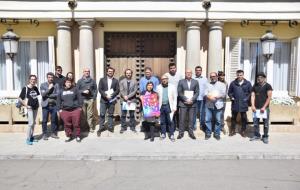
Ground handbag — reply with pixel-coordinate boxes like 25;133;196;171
16;86;28;108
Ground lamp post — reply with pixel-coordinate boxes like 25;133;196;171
1;28;19;61
260;30;277;60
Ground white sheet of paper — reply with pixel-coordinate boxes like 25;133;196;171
105;89;114;96
122;102;136;111
184;90;194;100
253;109;267;119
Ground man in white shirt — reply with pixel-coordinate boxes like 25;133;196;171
166;63;183;131
204;72;226;140
193;66;207;131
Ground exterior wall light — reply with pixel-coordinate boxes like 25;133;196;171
260;30;277;60
1;28;20;61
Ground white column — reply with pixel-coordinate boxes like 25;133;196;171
56;21;72;74
78;20;95;78
266;59;274;87
185;20;202;71
208;21;224;74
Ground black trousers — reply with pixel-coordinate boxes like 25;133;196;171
231;111;248;131
179;107;196;135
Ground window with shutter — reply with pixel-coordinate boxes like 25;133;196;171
225;37;242;84
289;37;300;97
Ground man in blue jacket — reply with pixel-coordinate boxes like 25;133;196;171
228;70;252;137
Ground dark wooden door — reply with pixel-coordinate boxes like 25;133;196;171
104;32;176;119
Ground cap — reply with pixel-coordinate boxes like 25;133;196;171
256;72;266;78
161;73;169;79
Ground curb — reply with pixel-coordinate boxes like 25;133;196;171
1;153;300;161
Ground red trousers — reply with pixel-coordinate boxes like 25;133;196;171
60;108;81;137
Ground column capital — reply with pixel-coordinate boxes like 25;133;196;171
208;20;225;31
185;19;203;30
56;20;72;30
77;19;95;30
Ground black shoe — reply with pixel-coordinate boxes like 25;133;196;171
51;133;59;139
188;133;196;140
150;137;154;142
229;131;236;136
240;130;246;137
130;128;137;133
97;130;102;137
250;136;261;141
205;135;211;140
144;135;150;140
262;137;269;144
65;136;73;142
120;128;126;134
76;137;81;143
108;127;114;133
177;134;184;139
214;135;221;141
43;135;48;141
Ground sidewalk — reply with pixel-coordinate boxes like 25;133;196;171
0;130;300;160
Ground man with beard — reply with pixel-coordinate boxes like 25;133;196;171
204;72;226;140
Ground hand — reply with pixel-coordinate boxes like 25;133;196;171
59;109;62;113
83;90;89;94
172;109;177;112
260;107;265;113
231;97;235;101
124;96;128;101
106;95;111;100
251;106;256;112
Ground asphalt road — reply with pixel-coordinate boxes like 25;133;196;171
1;160;299;190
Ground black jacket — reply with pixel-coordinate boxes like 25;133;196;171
98;77;120;104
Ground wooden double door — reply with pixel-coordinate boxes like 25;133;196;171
104;32;177;119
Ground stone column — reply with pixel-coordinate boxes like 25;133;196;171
185;20;202;71
208;21;224;74
78;20;95;78
56;20;72;74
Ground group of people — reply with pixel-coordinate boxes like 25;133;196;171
19;63;273;145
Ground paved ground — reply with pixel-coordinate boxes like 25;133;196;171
1;131;300;160
0;160;300;190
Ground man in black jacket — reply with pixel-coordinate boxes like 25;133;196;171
77;68;97;133
97;67;120;136
177;69;199;140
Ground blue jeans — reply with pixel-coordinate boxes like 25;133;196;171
42;105;58;135
193;100;206;129
205;107;222;136
253;109;270;138
160;104;174;136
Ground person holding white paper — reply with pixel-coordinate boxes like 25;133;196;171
250;72;273;144
97;67;120;136
204;72;226;141
119;69;138;133
177;69;199;140
157;73;177;141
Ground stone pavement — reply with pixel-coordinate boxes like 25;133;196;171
0;127;300;160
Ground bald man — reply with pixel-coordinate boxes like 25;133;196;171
177;69;199;140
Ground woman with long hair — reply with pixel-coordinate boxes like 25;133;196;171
140;81;160;142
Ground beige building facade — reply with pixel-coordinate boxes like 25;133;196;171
0;0;300;98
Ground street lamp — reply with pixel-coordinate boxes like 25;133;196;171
260;30;277;60
1;28;19;61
